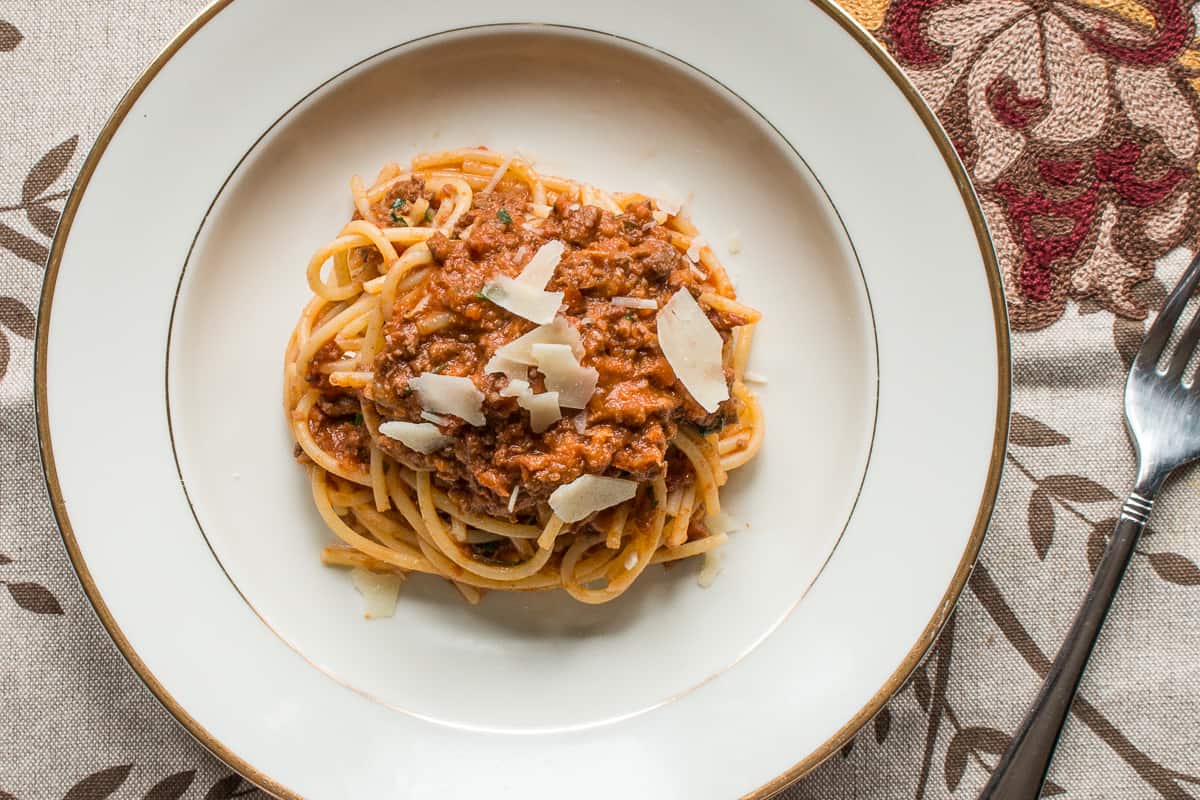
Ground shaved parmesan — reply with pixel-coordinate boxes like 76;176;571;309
530;343;599;408
490;316;584;366
572;412;587;434
500;378;531;398
350;568;403;619
528;202;552;218
378;421;453;454
485;354;529;381
515;240;565;288
481;156;513;194
420;410;451;426
651;209;669;225
612;296;657;310
686;236;707;263
507;485;520;513
517;390;562;433
408;373;486;426
549;475;639;522
656;290;729;413
480;276;563;325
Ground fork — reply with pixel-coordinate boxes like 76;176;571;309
980;253;1200;799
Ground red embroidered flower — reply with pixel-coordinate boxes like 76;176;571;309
885;0;1198;329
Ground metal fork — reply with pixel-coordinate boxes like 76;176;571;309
980;253;1200;799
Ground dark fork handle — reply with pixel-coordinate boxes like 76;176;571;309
979;492;1153;799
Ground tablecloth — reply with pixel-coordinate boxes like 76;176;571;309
2;1;1199;797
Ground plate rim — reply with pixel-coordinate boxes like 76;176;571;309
34;1;1011;797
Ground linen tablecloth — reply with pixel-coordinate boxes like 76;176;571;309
3;1;1199;797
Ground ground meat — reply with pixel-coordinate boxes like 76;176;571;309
314;183;745;519
308;408;370;468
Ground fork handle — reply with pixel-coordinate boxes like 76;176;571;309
978;491;1154;799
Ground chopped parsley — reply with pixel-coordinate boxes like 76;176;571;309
353;412;364;426
474;290;489;300
625;312;635;321
497;208;513;226
425;208;434;222
390;197;409;225
432;362;447;373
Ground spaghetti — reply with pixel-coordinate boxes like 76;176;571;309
284;148;764;606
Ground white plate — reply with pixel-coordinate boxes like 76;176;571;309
37;2;1008;798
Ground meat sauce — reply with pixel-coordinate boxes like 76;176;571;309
307;179;747;519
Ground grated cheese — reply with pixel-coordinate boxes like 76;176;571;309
656;290;729;413
530;343;599;408
378;420;454;454
612;296;658;310
549;474;639;522
407;373;486;426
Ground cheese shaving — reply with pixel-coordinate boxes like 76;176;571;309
530;343;599;408
378;421;453;454
686;236;707;263
499;378;531;398
611;296;658;310
480;276;563;325
481;156;513;194
420;410;451;426
656;290;729;413
515;240;565;289
490;316;584;366
407;373;486;426
572;412;587;434
507;485;520;513
350;568;403;619
548;475;639;522
517;390;562;433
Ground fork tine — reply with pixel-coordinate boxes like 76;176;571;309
1167;308;1200;380
1135;251;1200;370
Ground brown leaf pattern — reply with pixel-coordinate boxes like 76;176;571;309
1009;413;1070;447
62;765;131;800
1146;551;1200;586
0;20;21;51
203;775;245;800
0;296;35;339
1028;488;1055;559
142;770;195;800
22;136;78;204
6;582;64;615
1039;474;1117;503
0;222;48;267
